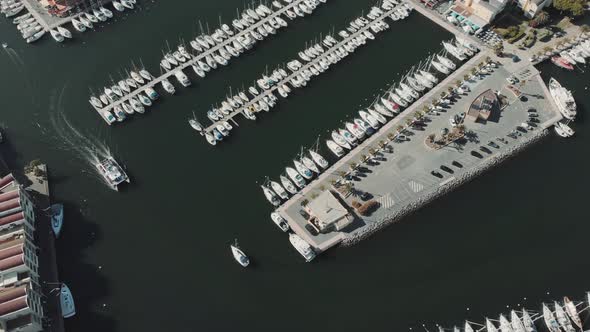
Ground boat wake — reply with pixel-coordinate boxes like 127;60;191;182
1;43;25;67
47;85;118;188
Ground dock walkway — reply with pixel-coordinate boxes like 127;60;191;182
203;4;406;136
91;0;311;124
19;0;96;31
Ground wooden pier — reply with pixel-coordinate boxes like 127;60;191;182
202;3;408;138
90;0;315;125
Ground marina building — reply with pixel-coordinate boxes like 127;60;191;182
305;191;354;233
515;0;552;18
0;175;43;332
447;0;507;31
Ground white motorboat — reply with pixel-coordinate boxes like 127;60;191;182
89;96;102;108
331;130;351;150
280;175;298;195
205;132;217;146
270;212;290;232
50;203;64;237
563;297;582;329
286;167;306;188
499;314;514;332
189;112;203;132
555;122;574;138
230;240;250;267
60;283;76;318
57;26;72;39
161;79;176;94
542;304;561;332
302;156;320;174
130;97;144;114
549;78;576;120
420;70;439;83
288;233;316;262
100;6;113;18
326;139;344;157
465;322;474;332
121;102;134;115
130;71;144;84
510;311;526;332
112;0;125;11
261;185;281;206
26;31;45;43
309;150;329;169
71;18;86;32
437;55;456;70
270;180;289;200
368;109;388;124
431;60;451;74
139;69;152;81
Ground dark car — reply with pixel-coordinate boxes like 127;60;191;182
527;107;537;113
440;165;454;174
360;192;373;201
452;160;463;168
479;146;492;154
431;170;443;178
299;209;310;220
471;151;483;158
488;141;500;149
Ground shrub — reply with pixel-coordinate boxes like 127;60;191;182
357;200;380;216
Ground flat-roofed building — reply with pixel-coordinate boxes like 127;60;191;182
0;175;43;332
448;0;507;31
516;0;552;18
305;191;354;233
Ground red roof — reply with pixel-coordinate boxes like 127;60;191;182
0;198;20;214
0;254;24;271
0;296;28;317
0;245;23;261
0;212;24;227
0;191;19;204
0;175;14;190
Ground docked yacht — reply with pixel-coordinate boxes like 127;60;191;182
294;160;313;180
563;297;582;329
326;139;344;157
301;155;320;174
60;283;76;318
174;70;191;87
499;314;513;332
188;116;203;132
487;319;499;332
50;29;64;42
309;150;329;169
554;301;575;332
286;167;306;188
270;181;289;200
555;122;574;138
542;304;561;332
95;157;130;191
280;175;298;195
50;203;64;237
270;212;290;232
230;240;250;267
331;130;351;150
261;185;281;206
549;78;576;120
288;233;316;262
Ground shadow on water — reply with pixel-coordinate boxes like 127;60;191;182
55;198;117;332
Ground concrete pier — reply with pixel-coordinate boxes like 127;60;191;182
18;0;114;31
203;3;409;137
90;0;315;124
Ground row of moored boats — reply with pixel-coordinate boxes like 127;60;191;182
89;69;157;124
548;78;576;138
550;38;590;70
444;294;589;332
199;0;412;146
325;38;478;158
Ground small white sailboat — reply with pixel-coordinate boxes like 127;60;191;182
270;181;289;200
309;150;329;169
563;297;582;330
280;175;298;195
50;29;64;42
230;240;250;267
57;26;72;39
261;185;281;206
286;167;306;188
521;309;537;332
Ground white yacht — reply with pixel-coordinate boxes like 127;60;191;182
50;29;64;42
270;181;289;200
464;322;474;332
499;314;513;332
230;240;250;267
302;155;320;174
280;175;298;195
189;116;203;132
487;319;499;332
309;150;329;169
60;283;76;318
549;78;576;120
96;157;130;191
286;167;306;188
555;122;574;138
437;55;456;70
261;185;280;206
542;304;561;332
270;212;290;232
288;233;316;262
57;26;72;39
326;139;344;157
563;297;582;329
294;160;313;180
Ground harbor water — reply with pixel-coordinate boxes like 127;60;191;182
0;1;589;331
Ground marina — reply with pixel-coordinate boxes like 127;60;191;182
200;0;412;144
2;0;138;44
88;0;328;125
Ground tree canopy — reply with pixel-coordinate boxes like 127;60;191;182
553;0;586;16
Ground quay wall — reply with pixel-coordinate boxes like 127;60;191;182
341;128;550;246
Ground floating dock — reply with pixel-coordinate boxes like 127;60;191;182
90;0;320;125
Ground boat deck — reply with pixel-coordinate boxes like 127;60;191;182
89;0;312;125
202;3;407;140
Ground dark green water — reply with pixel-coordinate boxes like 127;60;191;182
0;1;589;331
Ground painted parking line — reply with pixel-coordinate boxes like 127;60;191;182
408;180;424;193
377;193;396;209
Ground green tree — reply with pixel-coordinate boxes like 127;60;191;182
553;0;585;16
